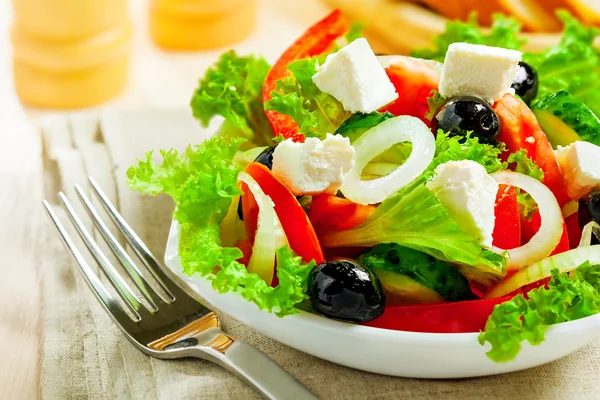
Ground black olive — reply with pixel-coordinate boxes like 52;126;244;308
511;61;538;105
308;259;385;323
237;145;278;220
431;96;501;145
254;145;277;170
579;191;600;245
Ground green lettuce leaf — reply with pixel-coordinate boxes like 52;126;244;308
507;149;544;219
525;12;600;117
127;136;315;317
127;136;245;224
429;131;507;176
320;132;508;285
190;51;274;147
344;22;365;44
507;149;544;181
479;262;600;362
264;57;349;138
425;90;446;121
411;14;525;62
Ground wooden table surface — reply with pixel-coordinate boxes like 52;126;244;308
0;1;397;398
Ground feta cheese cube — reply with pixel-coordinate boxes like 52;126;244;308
272;134;355;196
426;160;498;248
438;43;522;104
312;38;398;113
556;141;600;200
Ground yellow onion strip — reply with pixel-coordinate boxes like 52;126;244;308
486;245;600;298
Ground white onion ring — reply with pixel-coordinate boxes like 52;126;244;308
340;116;436;205
238;172;287;284
491;171;563;271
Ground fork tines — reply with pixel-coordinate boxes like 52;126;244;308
44;177;175;322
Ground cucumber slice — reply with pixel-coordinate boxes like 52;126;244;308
532;91;600;148
357;243;475;302
335;112;411;166
374;269;444;305
335;111;394;143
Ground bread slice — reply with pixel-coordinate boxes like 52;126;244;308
536;0;578;15
417;0;470;21
323;0;561;55
567;0;600;24
498;0;561;31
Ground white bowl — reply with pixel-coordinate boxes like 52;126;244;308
164;221;600;379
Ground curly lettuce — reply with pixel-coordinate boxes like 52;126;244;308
480;262;600;362
507;149;545;219
190;51;274;147
264;57;349;138
127;136;314;316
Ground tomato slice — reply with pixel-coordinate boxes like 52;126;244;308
363;296;514;333
309;195;376;233
244;163;325;264
492;185;521;250
565;212;583;249
493;93;571;207
262;10;350;142
380;58;439;126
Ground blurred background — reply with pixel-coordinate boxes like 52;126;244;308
3;0;599;115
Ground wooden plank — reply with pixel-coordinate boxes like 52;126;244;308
0;64;44;400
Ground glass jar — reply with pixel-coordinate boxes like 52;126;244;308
11;0;131;108
149;0;256;50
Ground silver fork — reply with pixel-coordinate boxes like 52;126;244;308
44;177;317;400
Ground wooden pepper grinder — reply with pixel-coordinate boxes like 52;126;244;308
149;0;257;50
11;0;131;108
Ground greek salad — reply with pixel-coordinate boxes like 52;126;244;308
127;10;600;362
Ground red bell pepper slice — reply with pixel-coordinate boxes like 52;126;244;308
240;181;259;242
380;58;440;126
363;296;514;333
234;239;253;267
309;195;376;234
244;162;325;264
552;223;571;256
262;10;350;142
493;93;571;208
521;210;570;256
492;185;521;250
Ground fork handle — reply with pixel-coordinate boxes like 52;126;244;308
189;338;317;400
